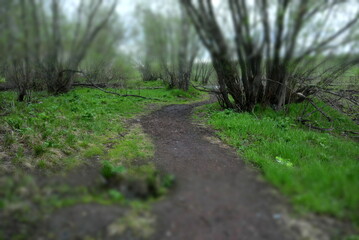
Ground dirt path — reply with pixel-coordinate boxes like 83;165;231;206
29;100;341;240
142;102;299;240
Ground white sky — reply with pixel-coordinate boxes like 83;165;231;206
63;0;359;57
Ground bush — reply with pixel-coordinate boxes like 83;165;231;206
101;161;173;199
101;161;126;180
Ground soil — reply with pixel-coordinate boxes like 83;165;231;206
142;101;297;240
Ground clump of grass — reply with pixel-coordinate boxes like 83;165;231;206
202;102;359;225
108;189;125;202
4;132;15;147
37;159;47;169
141;80;164;88
83;146;105;158
101;161;174;199
33;144;47;157
169;88;199;98
162;174;175;189
107;125;154;164
108;210;156;239
101;160;126;180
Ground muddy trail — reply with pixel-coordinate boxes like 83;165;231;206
142;101;301;240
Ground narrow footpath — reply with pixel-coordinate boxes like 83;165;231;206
142;102;301;240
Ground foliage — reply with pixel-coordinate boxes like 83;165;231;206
101;161;126;180
101;161;174;199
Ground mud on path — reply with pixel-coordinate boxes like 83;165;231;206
142;101;303;240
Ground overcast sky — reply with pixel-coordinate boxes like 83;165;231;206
64;0;359;57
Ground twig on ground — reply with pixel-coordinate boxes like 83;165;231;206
90;83;161;101
79;70;162;101
192;84;220;94
298;119;334;132
307;98;333;122
0;111;10;117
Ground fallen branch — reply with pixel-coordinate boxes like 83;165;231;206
80;72;161;101
298;118;334;132
192;84;220;94
92;85;161;101
303;96;333;122
0;111;10;117
296;92;333;122
343;130;359;135
317;87;358;106
0;84;14;91
139;87;165;90
73;82;108;88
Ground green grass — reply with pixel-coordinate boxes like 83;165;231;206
0;87;206;171
138;80;164;88
106;125;154;164
83;145;105;158
253;100;359;135
199;102;359;225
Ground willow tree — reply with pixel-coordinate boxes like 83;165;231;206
180;0;359;110
44;0;120;94
140;4;200;91
0;0;122;99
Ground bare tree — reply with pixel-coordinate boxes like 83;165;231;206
45;0;119;94
192;61;214;85
80;61;129;88
140;5;200;91
0;0;122;99
181;0;359;111
137;62;163;82
3;62;35;102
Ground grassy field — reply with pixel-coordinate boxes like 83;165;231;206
196;101;359;226
0;84;205;239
